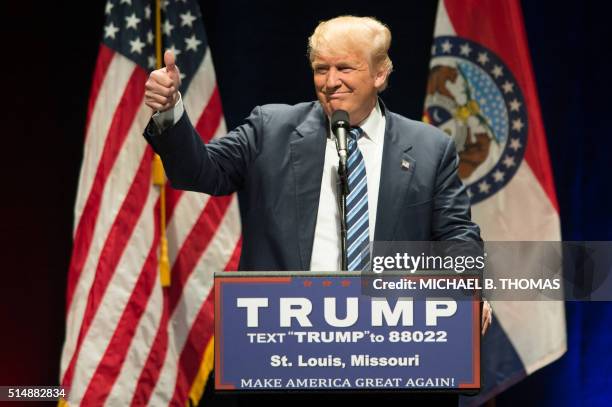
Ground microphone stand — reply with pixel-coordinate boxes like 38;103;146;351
331;110;351;271
338;158;349;270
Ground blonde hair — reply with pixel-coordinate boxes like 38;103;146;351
308;16;393;90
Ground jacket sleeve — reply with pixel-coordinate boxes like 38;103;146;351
431;136;482;242
143;106;264;196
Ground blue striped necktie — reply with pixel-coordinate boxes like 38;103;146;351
346;127;370;271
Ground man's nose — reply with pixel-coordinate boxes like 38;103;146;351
325;68;342;89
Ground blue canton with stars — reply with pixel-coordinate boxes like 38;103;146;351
427;36;528;204
102;0;208;94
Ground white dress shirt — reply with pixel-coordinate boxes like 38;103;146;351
310;102;386;271
151;93;184;129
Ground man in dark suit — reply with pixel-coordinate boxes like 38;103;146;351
143;15;481;271
144;15;490;405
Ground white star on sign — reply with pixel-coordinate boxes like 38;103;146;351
503;155;516;168
148;55;156;69
120;0;131;5
105;1;114;15
125;13;141;30
512;118;524;131
509;138;522;150
130;37;145;54
460;43;472;56
185;34;202;51
478;52;489;65
145;5;151;19
491;65;503;78
104;22;119;39
510;99;521;111
180;11;197;27
146;30;154;44
161;0;169;11
478;181;491;193
441;40;452;53
163;19;174;36
502;81;514;93
493;169;505;182
431;44;436;55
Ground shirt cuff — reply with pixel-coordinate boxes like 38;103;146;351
151;92;184;131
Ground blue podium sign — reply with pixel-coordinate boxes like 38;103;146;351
214;272;480;391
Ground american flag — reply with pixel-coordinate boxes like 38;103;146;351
60;0;241;405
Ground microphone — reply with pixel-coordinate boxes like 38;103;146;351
331;110;350;169
331;110;351;269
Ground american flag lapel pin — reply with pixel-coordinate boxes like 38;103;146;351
401;159;411;170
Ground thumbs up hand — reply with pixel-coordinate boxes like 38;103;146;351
144;50;182;112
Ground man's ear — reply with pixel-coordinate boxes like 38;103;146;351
374;67;389;89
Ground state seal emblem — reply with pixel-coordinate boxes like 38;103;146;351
424;36;528;204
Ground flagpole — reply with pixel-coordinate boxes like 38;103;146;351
152;0;171;287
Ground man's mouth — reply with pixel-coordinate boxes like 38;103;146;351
325;92;348;99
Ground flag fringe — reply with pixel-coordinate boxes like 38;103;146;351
188;336;215;406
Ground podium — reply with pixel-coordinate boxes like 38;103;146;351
214;272;480;393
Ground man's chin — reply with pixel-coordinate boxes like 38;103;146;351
320;100;349;116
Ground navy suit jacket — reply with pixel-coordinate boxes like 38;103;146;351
144;100;481;271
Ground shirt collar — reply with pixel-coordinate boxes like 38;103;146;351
326;100;384;145
355;100;383;145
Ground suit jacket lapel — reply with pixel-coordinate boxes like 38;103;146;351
289;103;327;269
375;108;415;241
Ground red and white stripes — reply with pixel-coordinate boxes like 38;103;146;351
61;44;241;406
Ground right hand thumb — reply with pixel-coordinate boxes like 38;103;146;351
164;50;176;72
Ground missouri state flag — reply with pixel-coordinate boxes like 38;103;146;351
423;0;567;405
